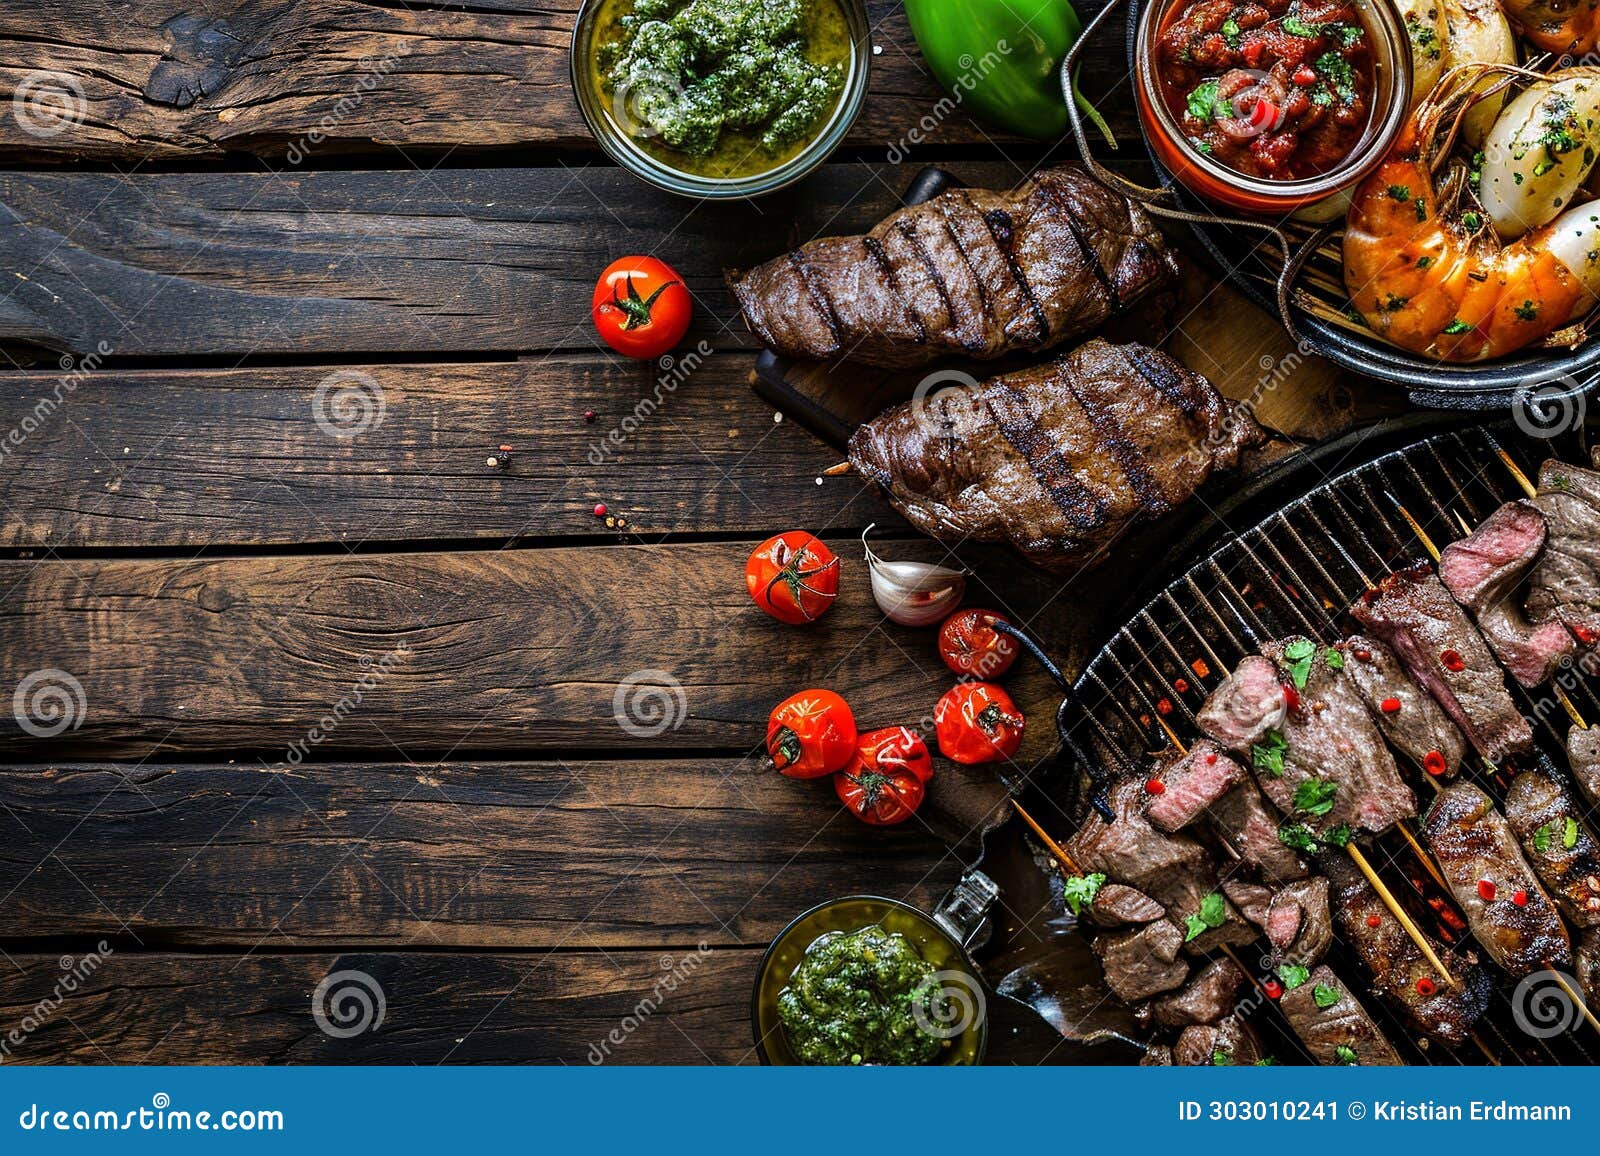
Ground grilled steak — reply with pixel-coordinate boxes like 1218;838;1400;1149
1146;740;1247;832
1439;500;1573;687
1141;1044;1174;1066
1341;635;1466;779
1209;784;1310;882
1278;965;1402;1065
1252;638;1416;836
1422;782;1572;976
1269;876;1333;964
1571;725;1600;805
1094;918;1191;1002
726;166;1179;368
1528;459;1600;647
846;340;1261;573
1580;928;1600;1011
1088;883;1166;927
1351;565;1534;762
1223;880;1274;931
1197;655;1287;750
1505;763;1600;928
1173;1014;1265;1065
1322;854;1490;1046
1142;958;1248;1027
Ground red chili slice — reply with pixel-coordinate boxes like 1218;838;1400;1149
1423;750;1447;776
1293;65;1317;86
1441;648;1465;672
1264;979;1283;1000
1512;890;1529;907
1282;683;1300;711
1477;879;1497;901
1366;914;1382;927
1380;697;1402;713
1145;778;1166;795
1205;752;1219;765
1248;98;1278;129
1416;977;1436;996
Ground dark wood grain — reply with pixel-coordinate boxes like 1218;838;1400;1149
0;758;966;947
0;539;1080;759
0;355;898;549
0;1;1125;162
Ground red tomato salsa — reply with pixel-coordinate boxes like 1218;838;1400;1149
1156;0;1376;181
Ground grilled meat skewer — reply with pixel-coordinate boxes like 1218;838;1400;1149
726;166;1179;368
1528;458;1600;647
1505;761;1600;928
1278;965;1403;1066
1341;635;1467;779
1571;726;1600;806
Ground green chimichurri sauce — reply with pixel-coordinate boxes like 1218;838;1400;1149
591;0;852;179
776;924;951;1066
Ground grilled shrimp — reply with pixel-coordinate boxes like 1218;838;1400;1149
1344;66;1600;361
1499;0;1600;57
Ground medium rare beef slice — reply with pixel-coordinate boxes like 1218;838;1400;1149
1173;1014;1264;1065
1209;784;1309;882
726;166;1179;368
1066;779;1214;925
1278;965;1402;1065
1197;655;1286;751
1352;565;1534;761
845;339;1261;573
1439;500;1572;687
1094;919;1190;1002
1529;459;1600;646
1423;782;1571;975
1088;883;1166;927
1222;880;1274;931
1269;876;1333;964
1572;725;1600;806
1342;635;1467;778
1145;739;1247;831
1505;764;1600;928
1141;958;1248;1027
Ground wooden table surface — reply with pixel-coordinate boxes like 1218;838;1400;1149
0;1;1391;1065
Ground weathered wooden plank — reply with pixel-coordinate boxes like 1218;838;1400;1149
0;758;969;947
0;1;1123;162
0;162;1032;358
0;539;1078;758
0;950;1070;1064
0;354;898;549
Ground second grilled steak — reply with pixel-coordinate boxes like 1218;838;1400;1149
1278;965;1402;1066
725;166;1179;368
846;340;1261;573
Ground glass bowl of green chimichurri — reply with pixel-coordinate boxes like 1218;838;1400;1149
752;895;989;1065
571;0;870;198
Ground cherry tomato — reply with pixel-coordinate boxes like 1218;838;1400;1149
934;682;1024;765
745;532;840;625
835;725;935;826
591;256;691;359
767;689;857;779
937;608;1018;678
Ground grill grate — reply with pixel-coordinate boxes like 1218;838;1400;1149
1061;422;1598;1066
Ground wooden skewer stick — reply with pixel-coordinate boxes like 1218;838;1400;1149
1389;496;1443;562
1156;716;1188;757
821;460;853;476
1496;445;1539;500
1557;686;1591;731
1395;820;1450;891
1553;970;1600;1037
1012;800;1083;876
1347;842;1457;987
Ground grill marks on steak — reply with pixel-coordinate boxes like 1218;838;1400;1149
1529;459;1600;646
1504;763;1600;928
1342;635;1467;778
1197;656;1287;751
1422;783;1572;976
726;166;1180;368
1351;565;1534;763
1145;740;1247;832
845;340;1261;573
1571;725;1600;806
1439;501;1574;688
1322;854;1490;1046
1088;883;1167;927
1278;965;1402;1065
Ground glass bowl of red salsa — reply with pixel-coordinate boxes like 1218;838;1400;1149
1135;0;1410;214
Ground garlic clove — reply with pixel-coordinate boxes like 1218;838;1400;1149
862;525;967;627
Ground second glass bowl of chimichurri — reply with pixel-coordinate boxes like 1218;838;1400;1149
570;0;870;197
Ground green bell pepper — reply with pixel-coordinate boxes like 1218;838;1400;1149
904;0;1112;144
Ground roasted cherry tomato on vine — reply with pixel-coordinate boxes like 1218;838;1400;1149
834;725;935;826
934;682;1025;765
591;256;692;359
767;689;857;779
745;532;840;625
937;608;1018;678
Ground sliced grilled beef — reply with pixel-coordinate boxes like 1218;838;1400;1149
1342;635;1467;778
1223;880;1275;931
846;340;1261;573
1580;928;1600;1010
1197;655;1287;750
1351;565;1534;762
1505;763;1600;928
1269;876;1333;964
1209;784;1310;882
1142;958;1248;1027
1174;1014;1265;1065
1146;740;1247;832
1088;883;1166;927
1322;853;1490;1046
1278;965;1402;1065
1422;782;1572;976
1094;918;1190;1002
1439;500;1573;687
1571;725;1600;805
1528;459;1600;647
726;166;1180;368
